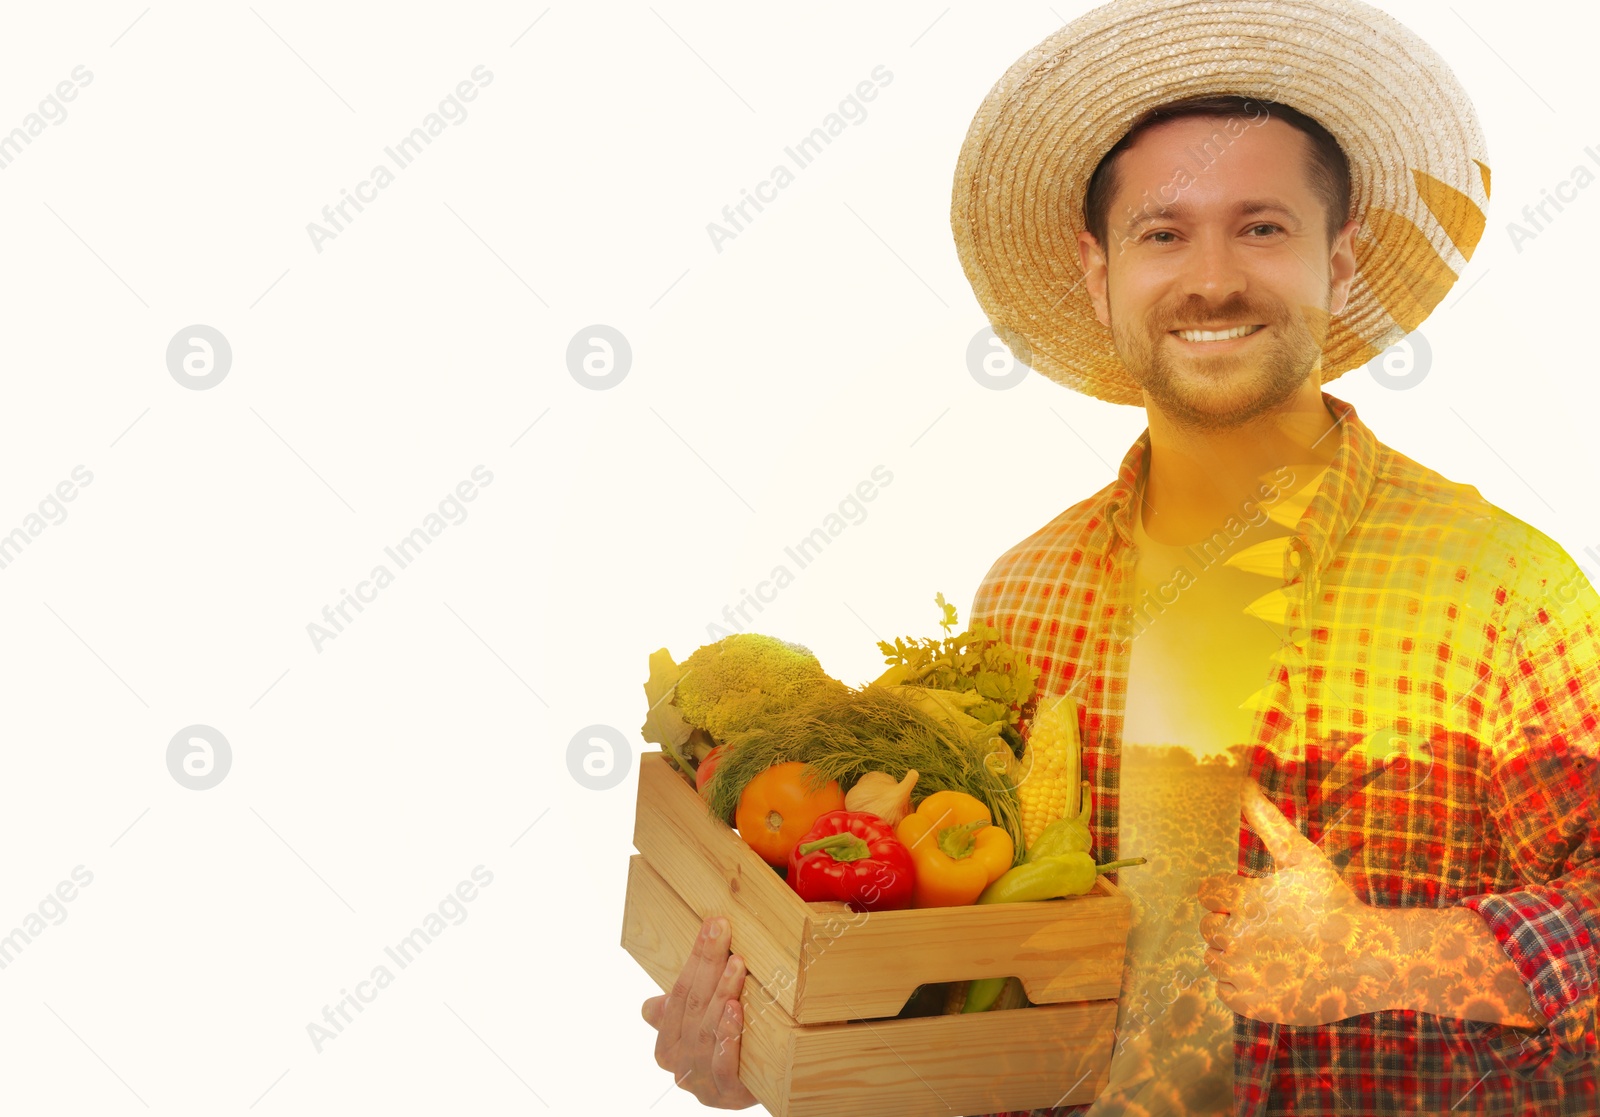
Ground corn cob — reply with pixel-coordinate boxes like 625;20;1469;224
1013;693;1081;853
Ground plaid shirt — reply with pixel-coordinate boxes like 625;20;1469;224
970;391;1600;1116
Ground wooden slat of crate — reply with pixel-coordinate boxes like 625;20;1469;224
631;751;849;1021
622;854;791;1108
783;1005;1117;1117
633;751;1130;1024
790;878;1130;1021
623;853;1116;1117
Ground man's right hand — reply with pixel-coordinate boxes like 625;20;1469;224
640;915;759;1109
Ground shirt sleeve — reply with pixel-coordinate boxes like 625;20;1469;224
1459;532;1600;1078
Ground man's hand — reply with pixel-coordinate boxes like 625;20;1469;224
640;915;759;1110
1196;779;1393;1026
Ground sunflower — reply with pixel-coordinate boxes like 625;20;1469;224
1167;988;1208;1038
1456;993;1512;1022
1162;1043;1214;1085
1434;924;1474;965
1398;956;1440;993
1260;957;1294;992
1303;985;1355;1023
1356;916;1401;960
1350;971;1388;1012
1317;911;1353;945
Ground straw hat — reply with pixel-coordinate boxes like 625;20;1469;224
950;0;1491;406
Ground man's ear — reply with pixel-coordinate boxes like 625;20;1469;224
1327;217;1361;316
1077;229;1111;328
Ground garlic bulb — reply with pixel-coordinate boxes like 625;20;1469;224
844;769;919;826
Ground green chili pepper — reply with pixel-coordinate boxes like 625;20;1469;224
962;976;1009;1013
960;796;1130;1016
976;851;1146;905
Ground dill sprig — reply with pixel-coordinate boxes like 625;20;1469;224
705;682;1024;863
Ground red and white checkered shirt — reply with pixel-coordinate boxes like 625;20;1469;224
971;391;1600;1116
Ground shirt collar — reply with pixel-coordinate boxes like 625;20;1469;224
1101;390;1380;581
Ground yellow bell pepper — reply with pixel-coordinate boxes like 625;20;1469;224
893;790;1014;907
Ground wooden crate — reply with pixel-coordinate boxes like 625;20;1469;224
622;752;1131;1116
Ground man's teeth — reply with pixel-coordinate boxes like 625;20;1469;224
1173;324;1264;342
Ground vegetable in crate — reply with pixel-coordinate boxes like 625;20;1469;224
1009;692;1084;852
977;851;1147;905
787;810;915;912
959;840;1144;1014
843;769;918;826
694;745;726;799
947;975;1029;1014
1028;781;1094;860
706;685;1025;857
640;633;849;784
872;592;1041;756
981;692;1095;861
735;761;846;868
894;790;1013;907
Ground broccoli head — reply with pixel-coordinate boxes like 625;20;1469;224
673;633;844;743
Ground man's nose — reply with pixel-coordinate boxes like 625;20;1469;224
1178;231;1248;304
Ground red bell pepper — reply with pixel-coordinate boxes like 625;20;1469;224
786;809;916;912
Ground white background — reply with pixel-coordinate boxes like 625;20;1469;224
0;1;1593;1113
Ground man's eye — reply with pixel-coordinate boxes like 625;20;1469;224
1140;225;1281;243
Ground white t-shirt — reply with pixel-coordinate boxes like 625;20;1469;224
1085;468;1326;1117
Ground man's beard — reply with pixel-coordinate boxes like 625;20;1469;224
1109;293;1329;431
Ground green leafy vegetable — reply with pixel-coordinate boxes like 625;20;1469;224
871;592;1041;757
641;648;697;776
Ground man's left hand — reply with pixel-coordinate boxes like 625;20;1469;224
1196;779;1393;1026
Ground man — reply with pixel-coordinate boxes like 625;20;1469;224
950;0;1600;1113
643;0;1600;1113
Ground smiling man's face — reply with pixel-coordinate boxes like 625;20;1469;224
1077;114;1360;429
